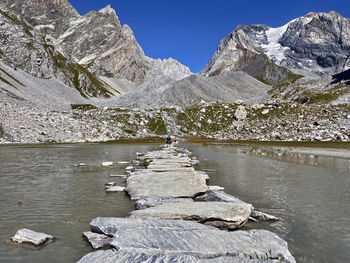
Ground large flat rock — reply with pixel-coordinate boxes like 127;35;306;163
81;217;295;263
203;190;279;222
128;201;252;230
125;170;208;200
77;249;276;263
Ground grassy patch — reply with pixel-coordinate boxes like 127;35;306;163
177;103;235;134
146;117;167;135
42;36;112;98
0;124;4;137
300;84;350;104
71;104;98;111
0;75;18;89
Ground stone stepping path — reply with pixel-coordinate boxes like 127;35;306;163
79;145;293;262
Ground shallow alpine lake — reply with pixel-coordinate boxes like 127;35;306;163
0;142;350;263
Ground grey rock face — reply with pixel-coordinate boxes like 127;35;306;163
202;11;350;80
9;229;54;246
1;1;191;97
234;105;247;120
128;201;252;230
201;29;298;86
95;72;271;109
0;7;112;98
83;217;295;263
83;231;113;249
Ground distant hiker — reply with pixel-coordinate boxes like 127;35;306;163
173;137;178;144
166;135;172;145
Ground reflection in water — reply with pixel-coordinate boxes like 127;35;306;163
248;147;350;173
183;142;350;263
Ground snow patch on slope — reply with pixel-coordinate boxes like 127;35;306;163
261;17;313;64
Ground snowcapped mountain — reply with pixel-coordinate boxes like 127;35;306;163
202;11;350;82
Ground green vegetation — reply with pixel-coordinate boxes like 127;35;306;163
0;67;25;87
146;117;167;135
0;124;4;137
0;75;17;89
302;84;350;104
42;36;112;98
287;71;303;84
71;104;98;111
0;10;33;37
284;83;350;104
176;103;235;134
256;77;269;85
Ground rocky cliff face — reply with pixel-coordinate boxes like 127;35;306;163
201;28;300;86
202;11;350;82
0;7;113;98
2;0;191;87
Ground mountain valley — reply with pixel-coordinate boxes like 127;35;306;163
1;0;350;143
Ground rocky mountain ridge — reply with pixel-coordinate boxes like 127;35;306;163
202;11;350;81
1;0;191;96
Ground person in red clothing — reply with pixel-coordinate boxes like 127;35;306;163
173;137;178;144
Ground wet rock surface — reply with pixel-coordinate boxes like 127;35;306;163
83;232;113;249
129;201;252;230
81;217;295;263
125;147;208;200
135;197;194;210
8;229;54;246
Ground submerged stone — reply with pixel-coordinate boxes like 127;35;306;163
9;229;54;246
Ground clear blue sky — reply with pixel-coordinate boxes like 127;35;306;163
69;0;350;73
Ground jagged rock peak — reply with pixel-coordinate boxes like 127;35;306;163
2;0;79;21
99;4;117;16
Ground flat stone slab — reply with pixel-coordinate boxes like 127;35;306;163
9;229;54;246
129;201;252;230
135;197;194;210
80;217;295;263
77;249;274;263
83;232;113;249
125;171;208;200
203;190;279;222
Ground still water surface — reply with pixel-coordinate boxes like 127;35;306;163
0;142;350;262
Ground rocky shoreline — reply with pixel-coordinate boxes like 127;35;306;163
1;99;350;144
78;145;295;262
